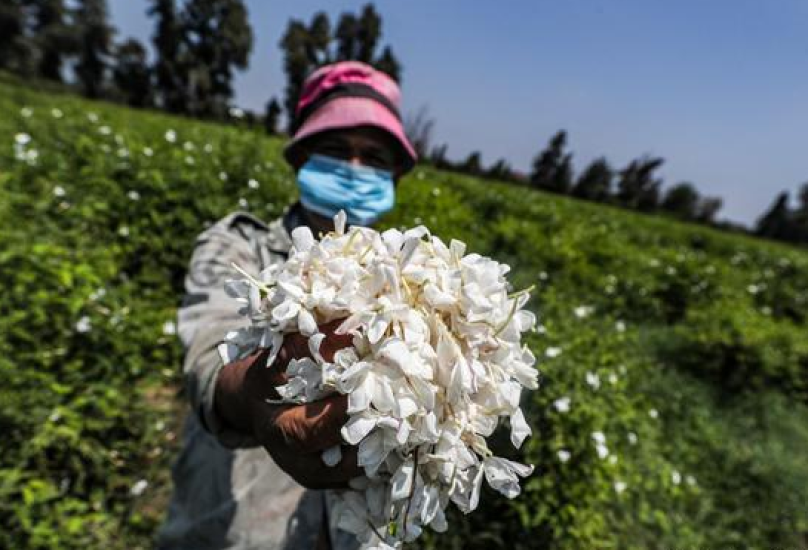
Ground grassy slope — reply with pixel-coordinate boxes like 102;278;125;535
1;75;807;549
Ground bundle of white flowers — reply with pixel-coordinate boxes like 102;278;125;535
221;211;540;549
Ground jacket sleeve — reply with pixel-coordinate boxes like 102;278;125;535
177;213;269;449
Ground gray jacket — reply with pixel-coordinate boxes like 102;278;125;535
156;206;362;550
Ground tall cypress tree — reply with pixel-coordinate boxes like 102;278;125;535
572;157;613;202
180;0;253;118
530;131;574;194
374;45;401;82
356;4;381;63
660;182;700;219
264;97;282;135
795;183;808;243
31;0;75;81
616;156;663;212
75;0;114;99
755;192;792;241
0;1;30;73
113;38;152;107
148;0;187;113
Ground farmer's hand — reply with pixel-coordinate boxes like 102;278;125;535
215;319;362;489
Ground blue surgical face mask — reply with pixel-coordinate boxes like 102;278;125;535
297;154;395;226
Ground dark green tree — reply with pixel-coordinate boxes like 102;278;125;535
0;1;31;73
616;156;663;211
694;196;723;225
460;151;482;175
30;0;75;81
374;45;401;82
148;0;188;113
182;0;253;118
75;0;115;99
429;144;449;168
486;158;514;181
334;13;358;60
113;38;152;107
661;182;700;219
795;183;808;242
530;131;574;194
572;157;612;202
755;192;792;241
280;19;310;130
306;12;331;66
356;4;381;63
264;97;282;135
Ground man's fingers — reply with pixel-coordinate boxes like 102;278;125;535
265;443;362;490
243;347;287;398
264;394;349;454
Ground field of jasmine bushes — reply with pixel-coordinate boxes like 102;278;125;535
2;73;808;549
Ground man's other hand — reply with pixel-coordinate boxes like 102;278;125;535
214;319;362;489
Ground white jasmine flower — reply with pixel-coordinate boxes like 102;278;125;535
671;470;681;485
165;129;177;143
574;305;593;318
127;190;140;201
614;480;627;494
557;449;571;463
607;372;618;385
162;321;177;336
585;372;600;390
20;107;33;118
89;288;106;301
553;396;571;413
615;320;626;332
648;408;659;419
14;133;31;146
51;108;63;118
219;171;228;181
53;185;66;197
238;198;249;209
75;316;92;333
248;178;260;189
627;431;638;445
129;479;148;496
87;112;98;123
686;474;696;486
143;147;154;157
118;226;130;237
98;125;111;135
545;346;562;358
183;141;195;151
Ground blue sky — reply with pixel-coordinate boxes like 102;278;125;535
108;0;808;225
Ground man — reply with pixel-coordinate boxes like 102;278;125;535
156;61;417;549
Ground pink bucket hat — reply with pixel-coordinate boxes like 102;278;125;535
283;61;417;174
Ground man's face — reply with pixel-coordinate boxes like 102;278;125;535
303;126;400;174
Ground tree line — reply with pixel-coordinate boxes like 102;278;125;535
0;1;396;127
1;1;805;247
421;129;808;245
